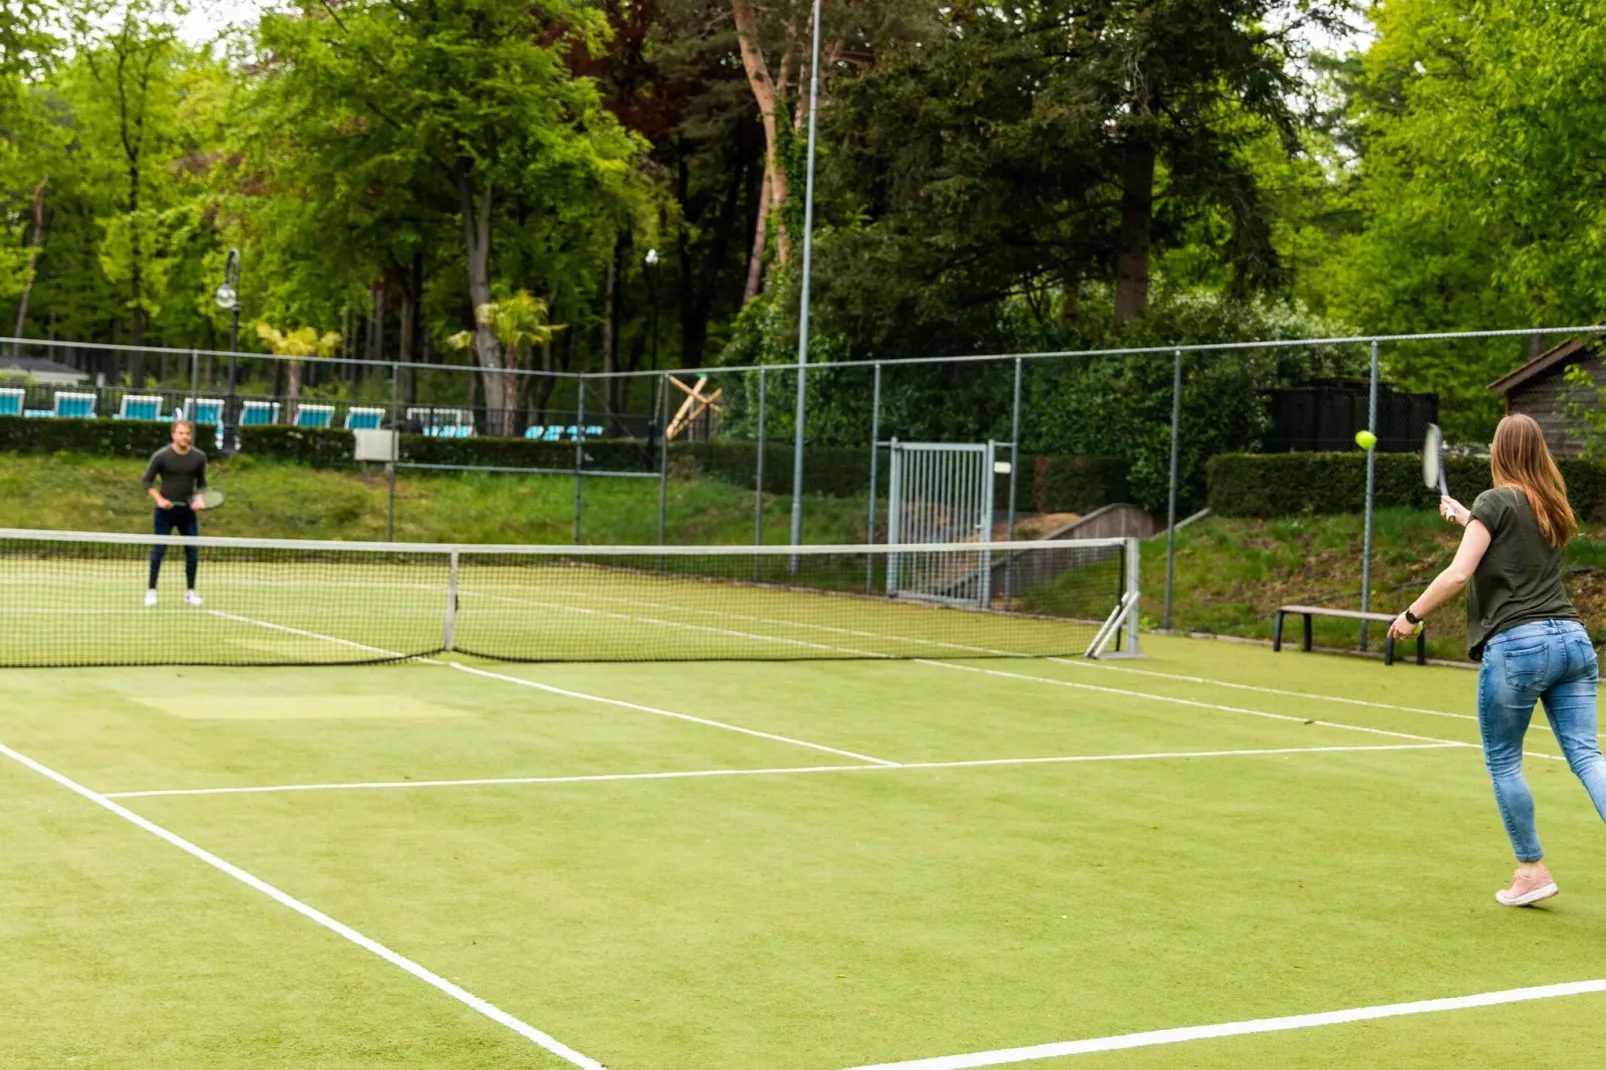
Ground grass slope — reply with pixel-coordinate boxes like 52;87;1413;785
0;451;872;545
1145;509;1606;661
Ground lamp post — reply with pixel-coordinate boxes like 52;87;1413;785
644;248;660;372
215;249;242;453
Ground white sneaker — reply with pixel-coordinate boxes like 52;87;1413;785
184;590;204;607
144;590;158;608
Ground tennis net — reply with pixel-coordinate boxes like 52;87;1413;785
0;528;1139;667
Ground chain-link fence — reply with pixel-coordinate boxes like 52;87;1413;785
5;326;1604;645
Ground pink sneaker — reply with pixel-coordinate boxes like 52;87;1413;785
1496;866;1558;907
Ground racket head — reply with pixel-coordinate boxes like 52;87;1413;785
195;488;224;509
1423;424;1445;494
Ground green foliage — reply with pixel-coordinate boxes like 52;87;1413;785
1208;452;1606;522
0;414;175;457
1562;363;1606;460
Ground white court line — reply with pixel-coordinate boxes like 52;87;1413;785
102;743;1462;799
916;659;1570;761
838;978;1606;1068
448;662;899;766
0;739;603;1070
208;610;896;767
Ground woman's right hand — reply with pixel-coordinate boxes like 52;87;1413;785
1440;496;1469;526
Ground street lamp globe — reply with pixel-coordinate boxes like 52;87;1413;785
645;248;659;267
214;283;238;310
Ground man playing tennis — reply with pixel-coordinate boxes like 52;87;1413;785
142;418;209;607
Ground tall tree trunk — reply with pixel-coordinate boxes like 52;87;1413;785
12;177;47;348
399;251;423;405
1114;139;1156;326
744;166;771;304
368;282;387;365
731;0;790;296
287;359;303;423
457;175;515;435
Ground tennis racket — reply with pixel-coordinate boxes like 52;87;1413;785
1422;424;1448;499
190;488;225;510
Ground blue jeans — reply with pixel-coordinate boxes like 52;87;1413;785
1479;620;1606;862
150;505;198;589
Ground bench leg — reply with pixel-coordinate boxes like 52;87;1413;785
1303;614;1313;653
1384;637;1395;666
1418;631;1427;666
1273;611;1285;653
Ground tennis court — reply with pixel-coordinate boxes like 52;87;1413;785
6;544;1606;1067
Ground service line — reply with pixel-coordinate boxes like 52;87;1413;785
104;743;1461;800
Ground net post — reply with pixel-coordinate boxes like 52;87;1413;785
573;375;586;545
865;362;881;594
657;373;669;569
1004;358;1022;606
387;358;398;542
444;550;458;652
1163;348;1182;630
755;367;766;546
1125;536;1143;655
1360;339;1380;650
980;442;995;608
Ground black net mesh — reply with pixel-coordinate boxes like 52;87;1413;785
0;530;1132;667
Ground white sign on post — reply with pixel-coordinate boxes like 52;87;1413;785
354;429;398;463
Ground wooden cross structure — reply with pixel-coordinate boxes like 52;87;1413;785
666;375;723;441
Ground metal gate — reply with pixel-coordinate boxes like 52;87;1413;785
886;439;997;606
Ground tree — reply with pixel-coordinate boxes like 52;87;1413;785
258;0;646;435
447;290;562;426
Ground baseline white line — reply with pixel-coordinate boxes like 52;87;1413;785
102;743;1462;799
0;739;604;1070
448;661;900;766
838;978;1606;1069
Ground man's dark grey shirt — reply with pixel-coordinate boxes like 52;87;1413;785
142;446;207;504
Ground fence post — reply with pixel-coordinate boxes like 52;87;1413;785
755;367;767;549
1163;349;1183;631
1004;358;1022;605
188;349;199;422
865;362;881;594
573;375;585;545
1360;339;1380;650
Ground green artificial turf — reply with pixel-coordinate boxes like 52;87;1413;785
6;636;1606;1067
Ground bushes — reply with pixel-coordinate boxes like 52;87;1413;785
1031;455;1129;513
0;415;173;457
1208;453;1606;521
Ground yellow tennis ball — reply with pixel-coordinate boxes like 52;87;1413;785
1355;430;1377;450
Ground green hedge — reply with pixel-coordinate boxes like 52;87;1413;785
1208;453;1606;521
0;415;174;457
1029;455;1129;514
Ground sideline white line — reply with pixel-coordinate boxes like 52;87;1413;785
838;978;1606;1068
102;743;1461;799
0;739;604;1070
208;610;412;658
448;662;900;767
925;658;1509;748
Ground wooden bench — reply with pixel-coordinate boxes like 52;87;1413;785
1273;605;1426;667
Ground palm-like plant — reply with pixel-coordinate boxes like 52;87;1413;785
256;323;341;423
448;290;562;435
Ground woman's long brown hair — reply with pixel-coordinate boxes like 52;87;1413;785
1490;413;1576;548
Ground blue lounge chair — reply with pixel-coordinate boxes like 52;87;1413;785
344;406;385;430
54;391;97;419
185;398;225;427
0;387;23;418
294;404;334;429
115;394;163;421
240;400;280;427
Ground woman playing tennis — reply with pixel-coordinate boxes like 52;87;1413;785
1391;413;1606;907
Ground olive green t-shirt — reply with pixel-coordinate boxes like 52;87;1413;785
1466;486;1578;660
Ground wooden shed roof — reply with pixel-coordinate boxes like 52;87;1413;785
1488;336;1602;395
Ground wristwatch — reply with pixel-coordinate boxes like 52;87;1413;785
1404;609;1422;626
